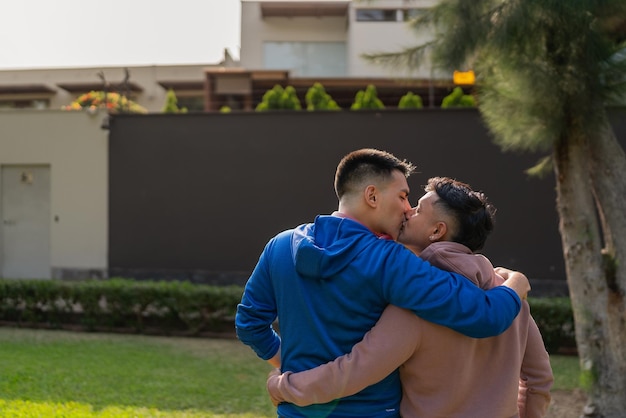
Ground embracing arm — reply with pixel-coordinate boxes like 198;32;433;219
267;305;418;406
383;245;523;338
518;310;554;417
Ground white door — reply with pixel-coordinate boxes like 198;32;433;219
1;165;51;279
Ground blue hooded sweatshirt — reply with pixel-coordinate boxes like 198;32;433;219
236;215;521;418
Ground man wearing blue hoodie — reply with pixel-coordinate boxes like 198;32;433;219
236;148;529;418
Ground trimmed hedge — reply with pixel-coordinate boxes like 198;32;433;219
0;278;242;336
528;297;576;354
0;279;576;353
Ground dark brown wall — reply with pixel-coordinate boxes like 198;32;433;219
108;108;626;288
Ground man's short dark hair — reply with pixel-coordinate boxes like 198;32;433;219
426;177;496;252
334;148;415;199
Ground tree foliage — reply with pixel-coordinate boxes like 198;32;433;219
417;1;626;155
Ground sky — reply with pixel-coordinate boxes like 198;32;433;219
0;0;241;70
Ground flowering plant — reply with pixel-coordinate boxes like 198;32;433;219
63;90;147;113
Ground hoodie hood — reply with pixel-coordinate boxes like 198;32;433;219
420;241;502;289
293;215;382;279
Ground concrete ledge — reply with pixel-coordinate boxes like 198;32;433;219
52;267;107;280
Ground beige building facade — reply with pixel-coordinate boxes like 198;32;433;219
0;111;108;279
207;0;455;111
0;52;238;113
0;1;455;113
240;0;442;79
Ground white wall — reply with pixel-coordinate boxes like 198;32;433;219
0;110;108;277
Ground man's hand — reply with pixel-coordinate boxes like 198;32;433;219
267;368;283;407
496;267;530;300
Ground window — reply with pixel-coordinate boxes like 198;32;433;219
264;42;347;77
0;99;50;110
355;9;398;22
176;96;204;112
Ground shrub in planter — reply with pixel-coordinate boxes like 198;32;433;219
256;85;302;111
63;91;147;113
398;92;423;109
351;85;385;110
305;83;340;111
441;87;476;108
162;89;188;113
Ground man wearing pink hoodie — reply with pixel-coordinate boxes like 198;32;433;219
268;177;553;417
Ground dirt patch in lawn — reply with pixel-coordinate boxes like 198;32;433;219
546;389;587;417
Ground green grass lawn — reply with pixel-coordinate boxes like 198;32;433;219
0;327;580;417
0;327;275;417
550;353;582;391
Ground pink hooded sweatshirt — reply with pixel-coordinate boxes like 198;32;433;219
268;241;553;417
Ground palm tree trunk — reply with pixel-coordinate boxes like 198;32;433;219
555;125;626;417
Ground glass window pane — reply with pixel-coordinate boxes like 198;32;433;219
264;42;347;77
177;96;204;112
355;9;396;22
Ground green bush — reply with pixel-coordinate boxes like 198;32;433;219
305;83;340;111
161;89;188;113
398;92;423;109
0;278;242;336
256;85;302;111
351;85;385;110
441;86;476;108
528;297;576;354
0;278;576;353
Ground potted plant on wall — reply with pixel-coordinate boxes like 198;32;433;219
63;91;147;114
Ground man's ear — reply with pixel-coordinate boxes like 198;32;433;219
430;221;448;241
365;185;378;208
